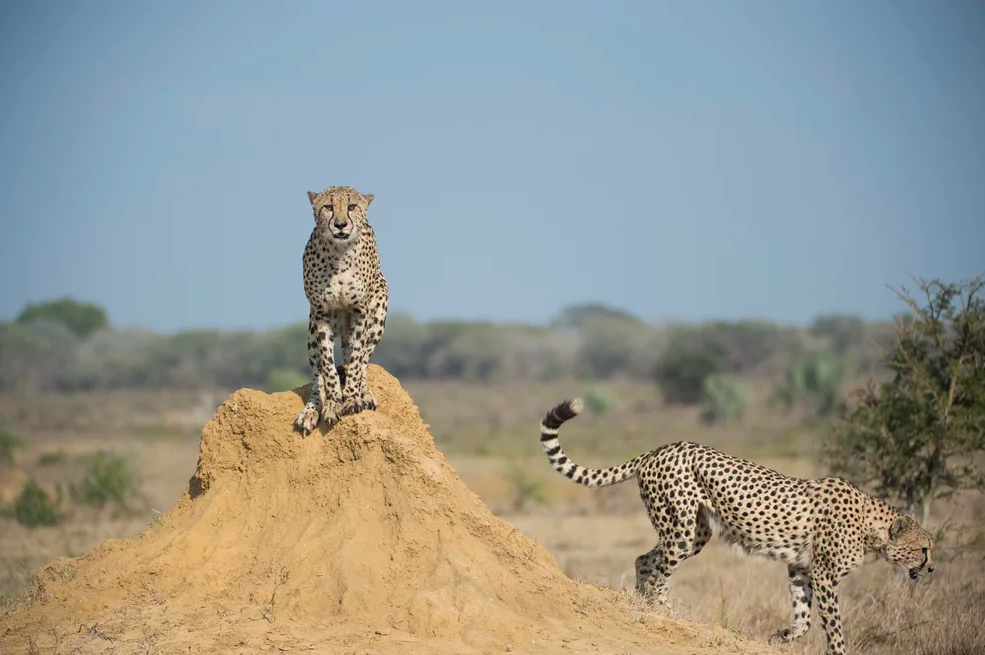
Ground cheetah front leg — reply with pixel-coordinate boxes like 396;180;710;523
339;297;386;416
769;566;813;645
811;571;846;655
294;311;343;435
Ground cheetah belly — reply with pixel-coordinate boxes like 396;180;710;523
322;270;366;309
700;483;814;568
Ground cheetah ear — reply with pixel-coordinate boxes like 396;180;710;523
363;193;374;206
890;515;916;540
307;190;318;205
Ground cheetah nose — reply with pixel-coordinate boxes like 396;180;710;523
333;218;347;229
928;564;935;573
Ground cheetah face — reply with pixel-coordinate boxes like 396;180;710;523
885;515;935;581
307;187;374;247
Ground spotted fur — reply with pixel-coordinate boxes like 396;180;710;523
294;186;389;436
538;399;936;655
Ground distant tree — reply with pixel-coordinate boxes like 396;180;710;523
16;297;108;338
256;323;308;378
809;313;867;356
700;373;751;425
550;303;644;331
823;276;985;524
653;348;723;405
769;351;849;422
265;368;308;392
0;321;77;392
575;315;653;379
659;321;806;377
502;327;578;381
427;322;509;381
371;313;429;379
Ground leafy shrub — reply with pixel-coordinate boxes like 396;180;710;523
0;428;22;466
583;386;616;417
1;480;61;527
653;348;723;405
505;464;545;512
700;374;751;424
71;451;136;508
265;367;307;392
769;351;848;421
37;451;65;466
824;276;985;524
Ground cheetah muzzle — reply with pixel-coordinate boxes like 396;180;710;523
294;186;389;436
537;398;936;655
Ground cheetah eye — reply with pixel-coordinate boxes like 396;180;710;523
323;204;333;212
347;204;357;212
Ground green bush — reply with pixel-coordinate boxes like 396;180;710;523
769;351;848;421
505;464;545;512
71;451;137;508
653;348;723;405
0;428;22;466
265;367;307;392
824;276;985;524
37;451;66;466
700;374;751;424
583;386;616;417
1;480;61;527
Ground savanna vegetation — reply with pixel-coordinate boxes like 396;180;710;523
2;275;983;655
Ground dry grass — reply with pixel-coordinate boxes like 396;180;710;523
506;494;985;655
1;383;983;655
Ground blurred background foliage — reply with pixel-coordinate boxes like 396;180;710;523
1;297;895;404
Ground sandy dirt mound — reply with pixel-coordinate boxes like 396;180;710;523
0;365;774;655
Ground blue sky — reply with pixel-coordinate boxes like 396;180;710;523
1;1;982;332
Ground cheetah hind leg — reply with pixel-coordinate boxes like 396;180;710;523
636;506;710;606
634;545;668;604
769;566;813;645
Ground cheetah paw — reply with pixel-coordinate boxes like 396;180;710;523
360;388;378;411
768;629;793;645
293;403;320;436
319;400;341;429
339;390;377;417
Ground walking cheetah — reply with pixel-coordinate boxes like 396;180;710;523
294;186;388;436
537;399;935;655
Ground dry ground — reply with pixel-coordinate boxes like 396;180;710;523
1;381;983;655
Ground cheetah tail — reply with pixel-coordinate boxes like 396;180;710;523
539;399;644;489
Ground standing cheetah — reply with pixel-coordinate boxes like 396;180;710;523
537;399;935;655
294;186;388;436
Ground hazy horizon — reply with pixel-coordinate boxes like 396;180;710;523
2;1;983;332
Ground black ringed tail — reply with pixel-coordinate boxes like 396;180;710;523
539;399;645;488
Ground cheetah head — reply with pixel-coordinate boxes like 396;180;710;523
307;186;374;247
885;514;935;581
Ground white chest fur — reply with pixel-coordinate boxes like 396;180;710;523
322;268;366;309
